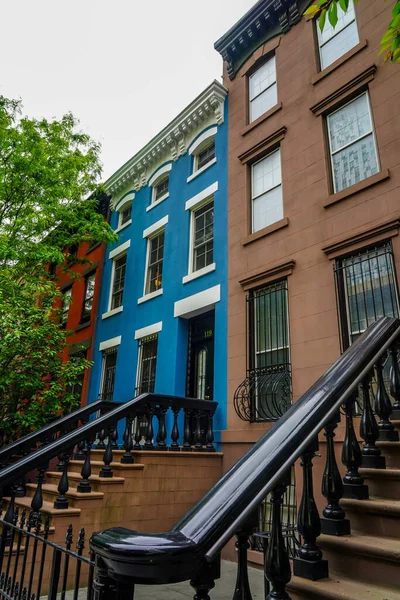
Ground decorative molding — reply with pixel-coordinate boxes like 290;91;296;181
183;263;216;284
241;102;282;137
146;194;169;212
174;285;221;319
134;321;163;340
105;81;227;198
142;215;169;239
188;127;218;155
310;65;377;116
185;182;218;211
102;306;123;320
239;259;296;290
322;219;400;259
148;163;172;187
137;289;163;304
187;157;217;183
238;126;287;164
242;217;289;246
99;336;121;352
115;192;135;212
114;219;132;234
109;239;131;260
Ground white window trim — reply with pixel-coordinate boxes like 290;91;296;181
327;92;380;194
143;215;169;239
115;219;132;234
134;321;163;340
148;164;172;187
183;263;216;284
249;56;277;124
187;157;217;183
99;336;122;352
107;250;128;312
102;305;124;320
185;182;218;211
189;128;218;156
174;285;221;319
251;149;283;234
138;289;163;304
109;239;131;260
115;193;135;213
146;193;169;212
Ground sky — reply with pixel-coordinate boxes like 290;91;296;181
1;0;255;180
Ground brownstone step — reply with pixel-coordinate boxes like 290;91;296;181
288;573;400;600
46;471;126;493
340;496;400;537
376;441;400;468
25;483;104;509
68;459;145;477
318;533;400;588
360;467;400;499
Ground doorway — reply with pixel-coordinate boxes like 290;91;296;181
187;311;215;401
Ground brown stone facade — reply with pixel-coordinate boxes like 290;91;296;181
222;0;400;468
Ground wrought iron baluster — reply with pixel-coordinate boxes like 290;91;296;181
4;507;18;591
134;414;142;450
293;440;328;581
31;466;46;525
144;407;155;450
97;428;106;450
360;376;386;468
205;409;216;452
3;489;16;551
190;559;219;600
87;550;95;600
54;451;71;509
232;513;258;600
72;528;85;600
11;509;26;596
48;548;62;600
170;407;180;451
99;430;114;478
321;413;350;536
194;410;203;452
390;346;400;419
156;407;168;451
183;409;192;451
111;427;119;450
77;439;93;493
74;438;86;461
121;417;134;464
16;513;33;600
35;515;50;600
342;393;369;499
60;524;73;600
26;517;42;600
92;556;113;600
109;580;135;600
374;355;398;441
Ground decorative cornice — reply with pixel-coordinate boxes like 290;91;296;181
214;0;307;80
322;218;400;259
239;259;296;290
105;81;227;201
238;126;287;164
310;65;377;116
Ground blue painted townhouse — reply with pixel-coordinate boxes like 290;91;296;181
88;80;228;442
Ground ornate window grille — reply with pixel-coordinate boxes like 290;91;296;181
234;279;292;422
135;335;158;396
99;347;117;401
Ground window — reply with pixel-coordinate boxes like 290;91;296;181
334;243;400;349
119;204;132;226
81;272;96;323
197;142;215;171
62;287;72;325
154;176;169;203
100;347;118;401
249;56;277;123
145;231;164;294
68;351;87;402
317;0;359;70
251;149;283;233
111;254;127;310
327;93;379;193
193;202;214;272
136;335;158;395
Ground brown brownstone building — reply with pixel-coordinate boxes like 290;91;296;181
215;0;400;470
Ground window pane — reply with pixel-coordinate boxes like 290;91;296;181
332;133;378;192
253;281;289;368
253;186;283;232
155;177;169;202
193;203;214;272
111;255;127;309
250;83;278;122
329;94;372;153
197;143;215;170
120;204;132;225
249;56;276;100
101;349;117;400
320;21;359;69
147;232;164;293
319;0;356;44
252;150;281;198
137;337;158;394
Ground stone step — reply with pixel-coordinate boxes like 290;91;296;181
340;496;400;537
376;441;400;468
288;572;400;600
25;483;104;509
68;459;145;477
360;467;400;499
46;471;125;493
318;532;400;588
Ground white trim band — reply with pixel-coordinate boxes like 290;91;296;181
102;306;123;320
137;289;163;304
189;127;218;155
109;239;131;260
134;321;163;340
115;192;135;213
99;336;122;351
148;163;172;187
185;182;218;211
143;215;169;239
183;263;216;284
174;284;221;319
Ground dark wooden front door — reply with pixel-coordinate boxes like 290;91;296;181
187;311;215;401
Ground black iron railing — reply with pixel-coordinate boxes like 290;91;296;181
88;317;400;600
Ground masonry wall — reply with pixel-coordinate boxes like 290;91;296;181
223;0;400;467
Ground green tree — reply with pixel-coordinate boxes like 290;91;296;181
0;96;116;442
304;0;400;63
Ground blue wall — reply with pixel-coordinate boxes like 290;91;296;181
89;102;228;442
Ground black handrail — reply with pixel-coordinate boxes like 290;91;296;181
0;393;217;490
90;317;400;585
0;399;116;466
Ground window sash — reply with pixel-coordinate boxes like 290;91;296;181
317;0;358;70
193;203;214;272
82;272;96;320
146;232;164;294
101;348;117;400
251;150;283;233
154;178;169;202
136;336;158;394
111;255;127;310
249;56;277;122
252;282;290;368
120;205;132;225
197;143;215;171
62;288;72;323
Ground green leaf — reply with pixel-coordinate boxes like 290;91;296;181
304;4;319;16
338;0;349;12
390;14;400;28
392;1;400;17
319;8;327;31
381;29;396;44
328;1;338;27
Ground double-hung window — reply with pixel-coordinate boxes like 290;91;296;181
197;143;215;171
111;254;127;310
327;93;379;193
154;177;169;203
100;347;118;401
193;202;214;272
136;335;158;395
249;56;277;123
251;149;283;233
317;0;359;70
334;243;400;348
120;204;132;226
146;231;164;294
81;272;96;323
62;287;72;325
